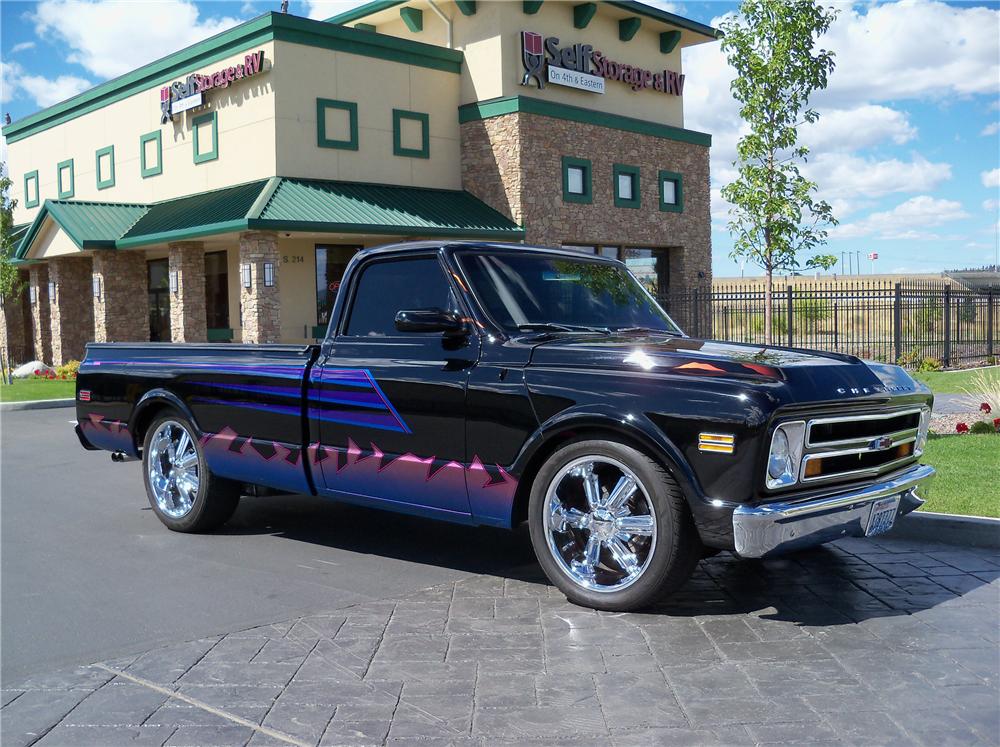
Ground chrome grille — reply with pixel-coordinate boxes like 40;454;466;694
800;408;924;484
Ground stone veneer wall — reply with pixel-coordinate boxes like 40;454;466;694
0;275;31;365
28;264;52;364
168;242;208;343
239;232;281;344
48;257;95;365
460;112;712;298
93;251;150;343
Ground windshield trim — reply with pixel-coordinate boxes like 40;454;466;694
452;249;684;338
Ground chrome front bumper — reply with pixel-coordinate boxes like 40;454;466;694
732;463;935;558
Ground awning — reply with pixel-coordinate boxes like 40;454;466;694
16;177;524;259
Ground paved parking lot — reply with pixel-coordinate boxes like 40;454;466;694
3;534;998;747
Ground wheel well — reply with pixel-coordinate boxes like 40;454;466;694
509;426;684;528
132;401;177;452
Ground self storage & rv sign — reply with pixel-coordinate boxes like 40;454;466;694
160;50;267;124
520;31;684;96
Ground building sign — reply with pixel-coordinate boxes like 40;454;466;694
160;50;266;124
520;31;684;96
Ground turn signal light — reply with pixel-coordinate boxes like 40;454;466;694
698;433;735;454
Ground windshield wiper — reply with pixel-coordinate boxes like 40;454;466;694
613;326;675;335
517;323;611;334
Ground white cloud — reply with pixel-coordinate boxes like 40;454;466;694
18;73;92;108
808;153;952;200
982;169;1000;189
982;122;1000;137
31;0;245;79
834;196;970;240
303;1;371;21
10;41;36;54
801;105;917;153
984;199;999;213
1;60;22;104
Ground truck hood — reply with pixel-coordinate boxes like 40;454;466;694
524;333;926;403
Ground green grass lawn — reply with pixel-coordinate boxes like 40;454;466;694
0;377;76;402
918;434;999;518
913;366;1000;394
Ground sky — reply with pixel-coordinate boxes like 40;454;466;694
1;0;998;278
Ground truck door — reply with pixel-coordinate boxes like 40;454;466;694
310;253;480;517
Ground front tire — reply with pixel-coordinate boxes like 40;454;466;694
528;439;701;611
142;413;240;532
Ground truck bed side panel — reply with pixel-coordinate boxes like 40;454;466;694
78;343;318;495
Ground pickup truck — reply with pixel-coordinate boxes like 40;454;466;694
77;241;935;611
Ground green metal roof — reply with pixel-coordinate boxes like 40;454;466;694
17;177;523;257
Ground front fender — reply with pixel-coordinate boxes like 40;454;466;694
128;389;202;453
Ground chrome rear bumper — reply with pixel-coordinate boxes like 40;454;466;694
733;463;935;558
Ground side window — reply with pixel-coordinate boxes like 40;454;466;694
345;257;458;337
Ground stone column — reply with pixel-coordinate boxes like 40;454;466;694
28;264;52;364
238;232;281;343
92;251;149;343
168;242;207;342
48;256;95;365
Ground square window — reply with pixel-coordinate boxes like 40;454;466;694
23;170;39;208
57;159;74;199
392;109;429;159
613;164;641;209
96;145;115;190
658;170;683;212
561;156;592;204
192;111;219;164
140;131;162;177
317;98;358;150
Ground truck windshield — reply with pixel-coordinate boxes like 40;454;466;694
456;251;682;336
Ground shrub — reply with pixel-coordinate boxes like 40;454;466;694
55;360;80;379
969;420;996;435
916;356;943;372
793;297;831;324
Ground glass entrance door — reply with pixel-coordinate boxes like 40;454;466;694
148;258;171;342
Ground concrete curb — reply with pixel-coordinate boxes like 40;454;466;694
0;398;75;412
889;511;1000;549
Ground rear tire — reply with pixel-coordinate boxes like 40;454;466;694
142;412;240;532
528;439;701;611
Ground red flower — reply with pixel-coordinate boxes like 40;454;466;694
994;418;1000;430
33;369;41;376
956;422;969;433
981;402;992;414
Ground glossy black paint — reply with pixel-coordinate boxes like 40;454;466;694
77;241;933;550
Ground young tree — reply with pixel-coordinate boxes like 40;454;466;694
720;0;839;344
0;163;19;300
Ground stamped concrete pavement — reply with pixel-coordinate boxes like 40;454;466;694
3;535;998;747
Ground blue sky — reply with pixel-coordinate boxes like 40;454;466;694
2;0;998;278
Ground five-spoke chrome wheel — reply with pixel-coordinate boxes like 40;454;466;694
147;420;200;519
543;456;657;593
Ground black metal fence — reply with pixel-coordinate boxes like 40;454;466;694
659;279;1000;367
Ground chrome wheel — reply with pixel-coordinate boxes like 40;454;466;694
543;456;657;593
147;420;200;519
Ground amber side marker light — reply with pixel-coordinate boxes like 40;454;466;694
699;432;735;454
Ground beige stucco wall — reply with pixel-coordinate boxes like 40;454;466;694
8;42;279;226
31;220;85;259
358;0;697;126
271;39;462;188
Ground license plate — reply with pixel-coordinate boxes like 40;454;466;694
866;495;901;537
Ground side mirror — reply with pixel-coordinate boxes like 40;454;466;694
394;308;467;335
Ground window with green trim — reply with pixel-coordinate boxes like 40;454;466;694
317;99;358;150
192;111;219;164
561;156;592;204
613;163;641;209
659;170;683;212
96;145;115;190
140;130;163;177
57;159;74;199
392;109;429;158
23;170;39;208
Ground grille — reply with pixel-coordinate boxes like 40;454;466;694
800;408;924;484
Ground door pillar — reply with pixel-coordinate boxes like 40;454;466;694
48;256;95;365
168;242;207;342
92;251;149;342
238;232;281;343
28;264;52;363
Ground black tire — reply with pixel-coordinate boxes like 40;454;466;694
142;412;240;532
528;439;701;612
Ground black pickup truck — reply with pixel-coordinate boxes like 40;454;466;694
77;241;935;611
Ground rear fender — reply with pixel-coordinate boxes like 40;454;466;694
128;389;202;455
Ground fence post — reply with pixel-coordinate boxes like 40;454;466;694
692;287;700;338
893;283;902;363
943;284;952;367
988;290;995;360
786;285;794;348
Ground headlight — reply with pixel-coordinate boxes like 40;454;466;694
765;421;805;489
914;407;931;456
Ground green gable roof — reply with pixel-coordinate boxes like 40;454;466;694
18;177;523;257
